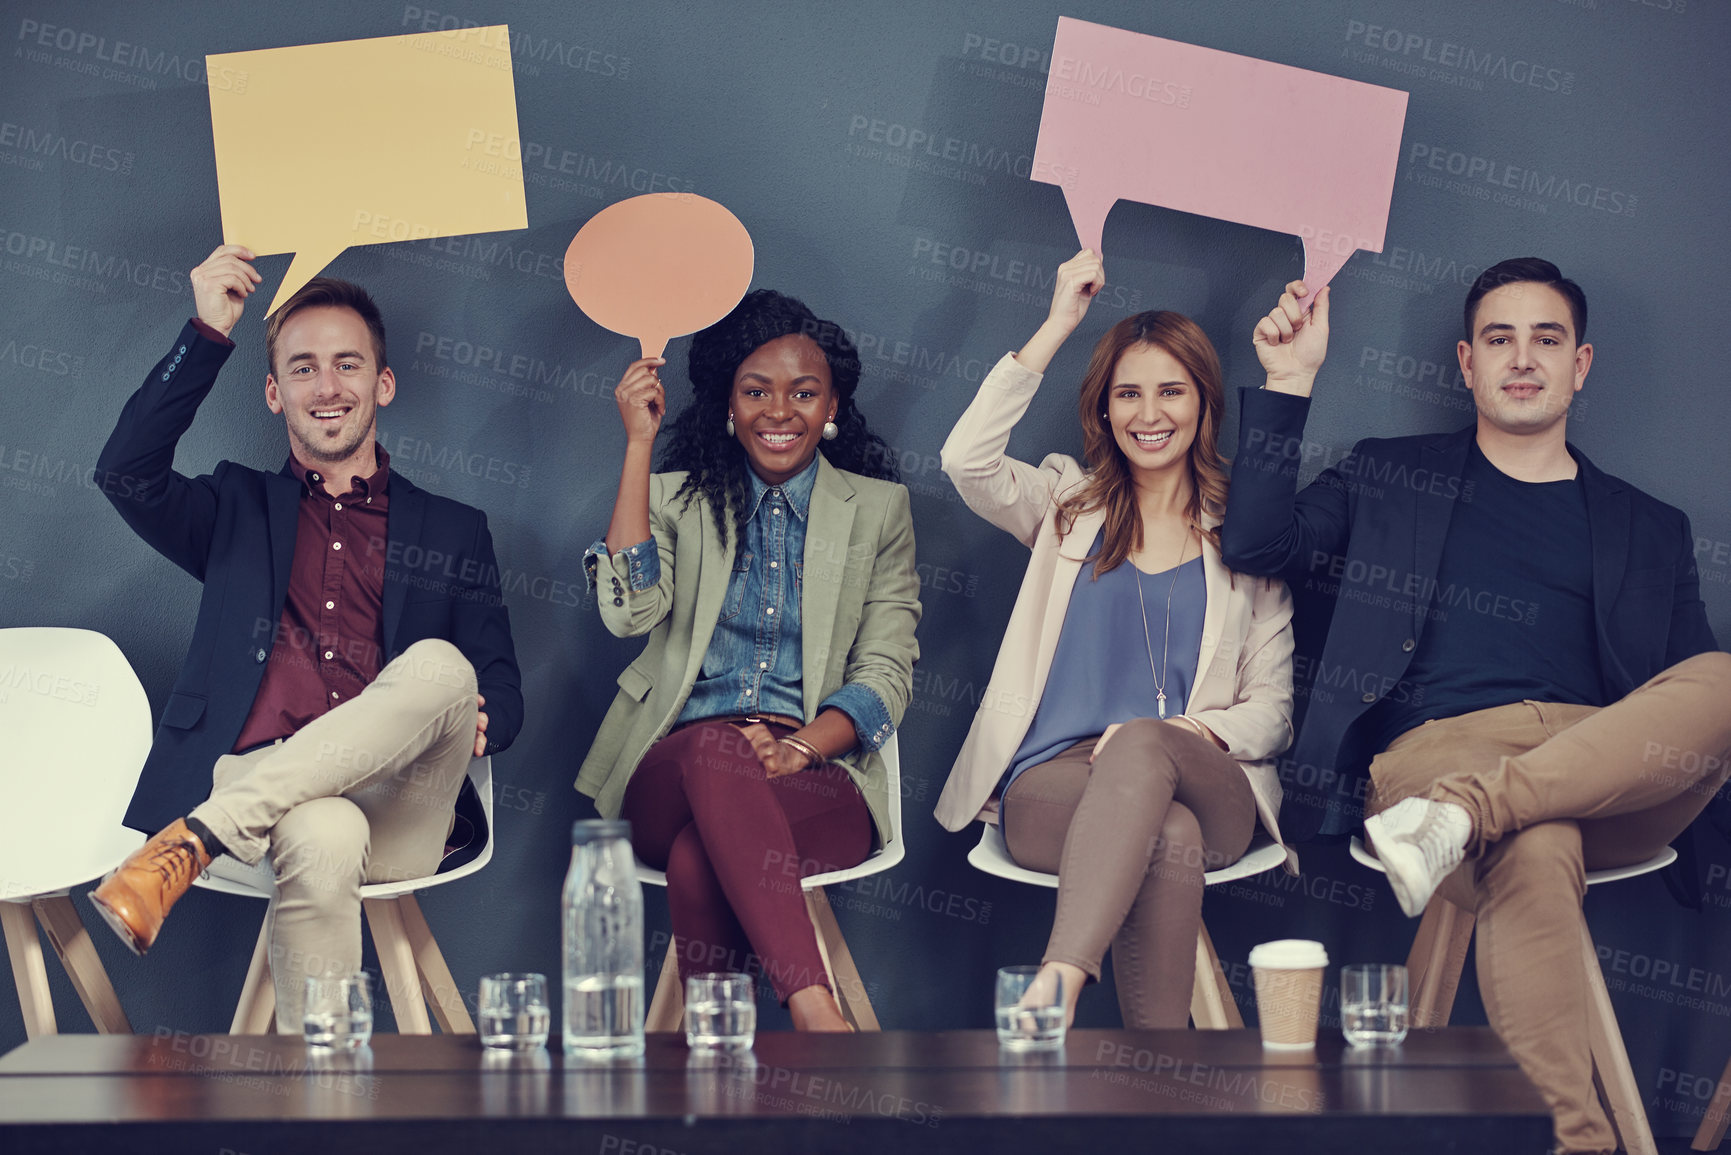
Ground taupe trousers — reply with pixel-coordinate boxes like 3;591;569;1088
1366;650;1731;1155
1002;718;1255;1028
191;639;479;1032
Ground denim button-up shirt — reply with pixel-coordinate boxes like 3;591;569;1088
586;458;893;752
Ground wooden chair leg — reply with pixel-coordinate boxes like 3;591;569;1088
1581;921;1656;1155
645;937;685;1033
32;896;130;1033
1190;921;1244;1029
231;918;277;1034
2;900;56;1038
396;894;473;1034
805;888;878;1031
1691;1050;1731;1151
1406;898;1475;1029
364;897;431;1034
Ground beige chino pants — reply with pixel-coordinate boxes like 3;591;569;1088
191;638;479;1032
1366;650;1731;1155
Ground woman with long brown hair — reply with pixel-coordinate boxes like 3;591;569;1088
934;251;1296;1028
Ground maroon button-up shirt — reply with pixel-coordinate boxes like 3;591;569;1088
233;446;392;752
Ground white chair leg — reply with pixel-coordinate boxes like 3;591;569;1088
1189;922;1243;1029
32;896;130;1033
645;937;685;1033
396;894;472;1034
365;897;432;1034
1581;920;1656;1155
805;888;878;1031
2;900;56;1038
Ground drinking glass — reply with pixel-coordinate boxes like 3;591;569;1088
684;973;755;1051
1341;963;1409;1046
479;972;552;1051
304;972;373;1050
995;965;1065;1052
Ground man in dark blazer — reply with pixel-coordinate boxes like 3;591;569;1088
1222;259;1731;1155
89;244;522;1031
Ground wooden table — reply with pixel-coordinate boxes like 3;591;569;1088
0;1028;1552;1154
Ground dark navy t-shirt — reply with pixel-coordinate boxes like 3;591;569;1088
1367;441;1603;748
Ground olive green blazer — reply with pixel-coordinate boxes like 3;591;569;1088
577;455;921;846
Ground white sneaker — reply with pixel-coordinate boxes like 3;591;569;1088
1364;796;1473;918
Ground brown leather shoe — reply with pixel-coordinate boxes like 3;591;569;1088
88;819;212;955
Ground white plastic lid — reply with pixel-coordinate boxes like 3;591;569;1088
1248;939;1329;969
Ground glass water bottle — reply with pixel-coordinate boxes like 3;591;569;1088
561;819;645;1058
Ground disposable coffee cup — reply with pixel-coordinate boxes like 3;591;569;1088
1249;939;1329;1049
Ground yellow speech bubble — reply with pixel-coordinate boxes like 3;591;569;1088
207;26;528;314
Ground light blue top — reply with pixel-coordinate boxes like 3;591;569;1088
1004;538;1207;791
586;456;891;752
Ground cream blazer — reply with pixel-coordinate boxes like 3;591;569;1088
932;353;1297;870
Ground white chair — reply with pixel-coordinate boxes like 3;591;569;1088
194;756;494;1035
0;627;149;1038
969;821;1290;1028
1350;835;1672;1155
640;733;904;1032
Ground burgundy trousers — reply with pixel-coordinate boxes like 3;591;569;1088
620;719;873;1003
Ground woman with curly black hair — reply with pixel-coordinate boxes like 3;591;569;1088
578;290;921;1031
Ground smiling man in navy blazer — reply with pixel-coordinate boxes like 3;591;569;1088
1223;259;1731;1154
89;243;522;1031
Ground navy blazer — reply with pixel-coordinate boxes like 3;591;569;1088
1222;387;1718;841
97;321;524;835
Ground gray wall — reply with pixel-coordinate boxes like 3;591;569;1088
2;0;1728;1134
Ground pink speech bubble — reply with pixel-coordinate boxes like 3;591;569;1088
1032;17;1408;296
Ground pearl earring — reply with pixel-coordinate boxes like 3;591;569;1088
822;420;839;441
725;413;735;437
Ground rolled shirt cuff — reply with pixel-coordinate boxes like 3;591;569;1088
820;683;895;753
582;536;661;595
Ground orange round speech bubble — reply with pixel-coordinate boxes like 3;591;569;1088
564;193;755;360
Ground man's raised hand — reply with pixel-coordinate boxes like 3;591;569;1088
1253;281;1330;397
188;244;262;339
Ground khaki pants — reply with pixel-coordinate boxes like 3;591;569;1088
1002;718;1256;1028
191;639;478;1032
1367;651;1731;1155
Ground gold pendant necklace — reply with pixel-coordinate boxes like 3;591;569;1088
1135;532;1190;719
